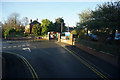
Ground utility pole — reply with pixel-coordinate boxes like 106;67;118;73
61;22;63;33
68;23;69;32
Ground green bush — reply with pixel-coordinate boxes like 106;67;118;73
24;32;29;37
16;28;24;33
4;28;16;38
32;24;41;35
29;34;36;37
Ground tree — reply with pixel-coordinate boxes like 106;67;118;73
90;1;120;40
2;13;26;38
7;13;20;29
54;17;65;32
77;1;120;41
32;24;41;35
2;13;23;31
22;17;29;26
48;21;56;32
41;19;51;35
4;28;16;39
78;8;92;24
71;30;77;35
0;22;2;38
78;9;92;35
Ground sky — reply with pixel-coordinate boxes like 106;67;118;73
1;0;110;27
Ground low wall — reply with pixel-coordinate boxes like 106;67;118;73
75;43;119;67
61;39;73;45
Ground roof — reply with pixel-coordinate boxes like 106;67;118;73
29;20;41;26
65;27;76;31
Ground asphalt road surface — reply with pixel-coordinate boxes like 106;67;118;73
2;39;120;80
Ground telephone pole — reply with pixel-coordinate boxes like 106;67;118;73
68;23;69;32
61;22;63;33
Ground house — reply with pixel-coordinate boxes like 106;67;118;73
65;26;76;32
25;19;41;34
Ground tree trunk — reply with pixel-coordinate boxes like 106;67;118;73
111;29;116;41
87;29;88;35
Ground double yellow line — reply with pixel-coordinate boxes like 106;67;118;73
5;52;39;80
57;43;109;80
22;57;39;80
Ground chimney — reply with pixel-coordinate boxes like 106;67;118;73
30;19;32;23
36;18;38;21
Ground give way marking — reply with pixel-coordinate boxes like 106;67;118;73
22;47;31;52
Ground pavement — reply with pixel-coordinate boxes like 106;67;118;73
1;39;120;80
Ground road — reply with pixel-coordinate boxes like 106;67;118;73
2;39;120;80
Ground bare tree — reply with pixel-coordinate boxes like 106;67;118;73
22;17;29;26
7;12;20;29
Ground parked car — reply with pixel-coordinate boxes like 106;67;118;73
106;33;120;40
106;34;112;40
88;33;98;40
106;37;112;40
50;34;55;39
115;35;120;40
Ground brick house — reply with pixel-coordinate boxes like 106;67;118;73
25;19;41;34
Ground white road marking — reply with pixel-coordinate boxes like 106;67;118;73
22;45;26;47
8;46;12;48
87;47;92;49
99;51;112;55
13;46;16;47
7;41;11;42
18;45;21;47
30;45;36;48
22;47;31;52
26;44;30;46
3;47;6;48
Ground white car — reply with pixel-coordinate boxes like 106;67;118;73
115;33;120;40
115;35;120;40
